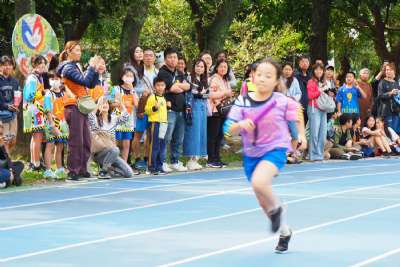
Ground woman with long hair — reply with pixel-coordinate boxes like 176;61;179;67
183;59;209;170
207;59;232;168
307;63;328;161
57;41;101;180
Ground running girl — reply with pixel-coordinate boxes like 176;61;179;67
224;58;300;253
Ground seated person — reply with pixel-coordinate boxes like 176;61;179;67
328;113;362;160
362;115;392;156
352;115;375;157
88;96;137;178
376;117;400;155
0;122;24;188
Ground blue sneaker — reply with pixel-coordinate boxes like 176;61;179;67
135;160;147;170
44;169;56;179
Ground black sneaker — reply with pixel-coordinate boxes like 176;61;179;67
349;153;362;160
275;229;292;254
67;172;80;181
206;162;222;168
218;161;228;168
29;163;42;172
158;170;168;175
268;207;282;233
80;172;91;178
98;170;110;179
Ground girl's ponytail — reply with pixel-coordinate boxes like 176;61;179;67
59;40;80;62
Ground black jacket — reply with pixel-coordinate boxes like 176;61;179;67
377;79;399;117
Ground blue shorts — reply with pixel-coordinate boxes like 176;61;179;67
115;131;133;141
243;148;287;181
135;115;149;132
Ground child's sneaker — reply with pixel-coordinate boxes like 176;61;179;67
98;170;110;179
162;163;172;173
268;207;282;233
0;181;7;189
44;169;56;179
55;168;67;179
275;229;292;254
135;160;147;170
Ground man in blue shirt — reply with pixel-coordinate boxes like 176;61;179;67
336;71;366;115
0;56;20;151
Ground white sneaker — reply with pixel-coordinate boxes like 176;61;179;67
186;160;198;171
162;163;172;173
171;161;188;172
193;161;203;170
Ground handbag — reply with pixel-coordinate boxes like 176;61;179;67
159;122;168;139
185;109;193;126
91;130;116;154
316;92;335;113
391;94;400;113
77;95;97;114
216;97;234;117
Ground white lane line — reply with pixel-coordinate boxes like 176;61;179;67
157;202;400;267
4;166;398;211
0;176;244;211
0;162;397;195
2;171;400;231
1;181;399;262
349;247;400;267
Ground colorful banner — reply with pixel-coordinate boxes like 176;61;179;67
12;13;59;76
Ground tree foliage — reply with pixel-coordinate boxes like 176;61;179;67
225;13;306;76
140;0;198;60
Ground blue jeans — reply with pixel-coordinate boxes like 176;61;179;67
149;122;167;172
0;168;11;184
183;99;207;157
308;107;327;161
161;111;185;164
385;115;400;134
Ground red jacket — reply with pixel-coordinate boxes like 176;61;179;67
307;79;321;108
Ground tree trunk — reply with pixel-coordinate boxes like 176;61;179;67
189;0;244;55
14;0;35;20
14;0;36;159
310;0;331;64
111;0;150;83
338;52;351;84
63;2;97;43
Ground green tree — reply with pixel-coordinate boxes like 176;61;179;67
187;0;245;55
334;0;400;67
140;0;198;60
225;13;306;76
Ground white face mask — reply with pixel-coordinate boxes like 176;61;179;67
50;79;61;89
123;76;134;84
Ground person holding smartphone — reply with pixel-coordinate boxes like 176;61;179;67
0;56;21;152
377;63;400;133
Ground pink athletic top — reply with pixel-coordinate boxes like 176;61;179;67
228;92;298;157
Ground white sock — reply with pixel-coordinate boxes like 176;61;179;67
280;224;291;236
279;207;291;236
